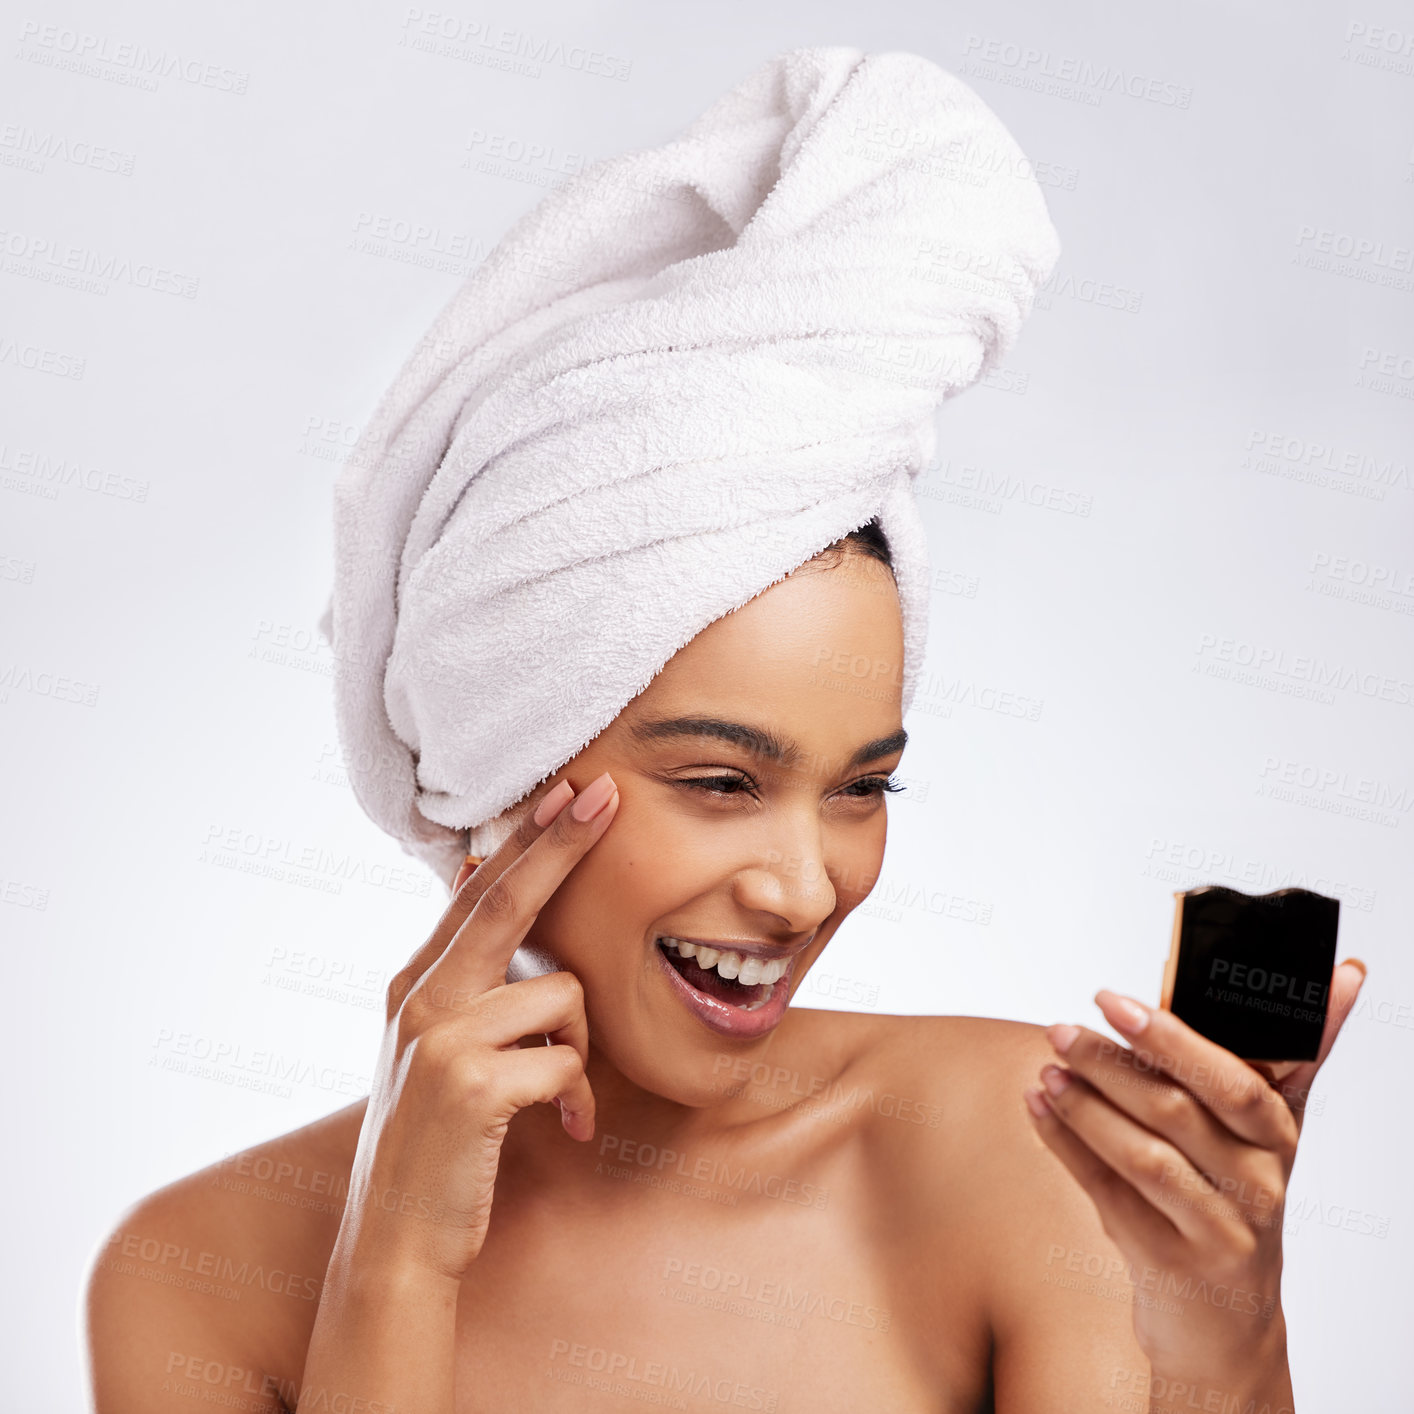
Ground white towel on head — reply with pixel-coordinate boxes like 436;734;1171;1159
319;44;1060;891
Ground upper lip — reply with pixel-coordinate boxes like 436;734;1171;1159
656;932;817;961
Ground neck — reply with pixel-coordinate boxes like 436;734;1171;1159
506;1005;861;1174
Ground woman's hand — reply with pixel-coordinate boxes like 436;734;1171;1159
1023;958;1367;1398
338;770;620;1287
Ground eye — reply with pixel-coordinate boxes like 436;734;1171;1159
676;772;904;800
679;773;758;796
844;773;905;799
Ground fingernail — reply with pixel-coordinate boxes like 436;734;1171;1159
534;780;575;828
1041;1064;1071;1096
1023;1086;1050;1119
1046;1023;1080;1055
1345;957;1368;981
571;771;617;822
1097;990;1149;1036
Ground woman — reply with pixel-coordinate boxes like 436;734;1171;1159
84;46;1364;1413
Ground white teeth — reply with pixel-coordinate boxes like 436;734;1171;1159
659;937;788;987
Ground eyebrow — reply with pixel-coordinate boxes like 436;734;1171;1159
626;715;908;773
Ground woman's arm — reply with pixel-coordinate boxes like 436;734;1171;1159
986;1049;1293;1413
1012;965;1365;1412
960;1023;1173;1411
297;1242;460;1413
901;1016;1298;1411
81;1184;457;1414
82;1187;288;1414
284;774;618;1411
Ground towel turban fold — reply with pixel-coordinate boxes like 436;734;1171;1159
319;45;1061;888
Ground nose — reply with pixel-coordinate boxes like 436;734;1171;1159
731;827;838;933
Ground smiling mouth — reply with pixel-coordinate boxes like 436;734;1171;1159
655;936;785;1013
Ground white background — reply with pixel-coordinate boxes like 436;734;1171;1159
4;1;1411;1408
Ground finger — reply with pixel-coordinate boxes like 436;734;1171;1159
447;775;579;915
450;856;479;896
1260;959;1367;1130
423;771;620;1001
386;775;576;1018
1023;1086;1181;1257
1048;1025;1286;1191
1096;990;1294;1151
491;1042;597;1141
455;972;591;1070
1036;1068;1239;1246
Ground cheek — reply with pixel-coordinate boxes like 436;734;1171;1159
825;822;888;907
526;813;677;956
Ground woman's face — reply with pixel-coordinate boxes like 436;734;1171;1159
520;550;908;1107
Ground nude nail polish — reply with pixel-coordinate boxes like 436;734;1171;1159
533;780;575;828
571;772;617;822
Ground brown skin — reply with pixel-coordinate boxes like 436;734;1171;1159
82;550;1363;1412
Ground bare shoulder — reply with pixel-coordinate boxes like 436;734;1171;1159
855;1009;1115;1233
83;1099;367;1413
847;1011;1062;1197
852;1012;1152;1404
